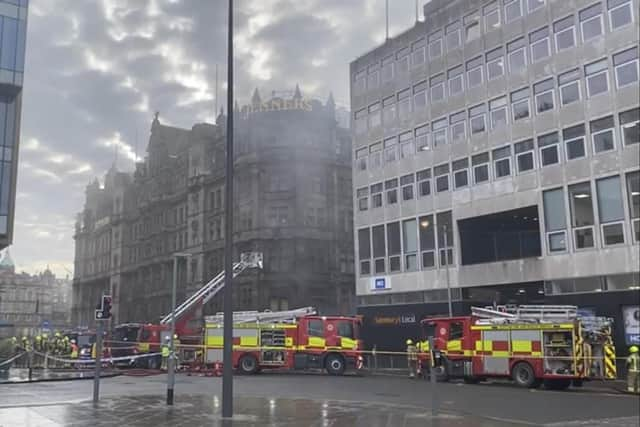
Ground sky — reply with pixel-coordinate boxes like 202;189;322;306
11;0;428;277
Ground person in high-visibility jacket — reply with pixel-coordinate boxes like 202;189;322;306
161;337;170;371
70;340;79;359
173;334;181;369
626;346;640;394
406;339;418;379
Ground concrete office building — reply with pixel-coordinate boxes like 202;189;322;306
0;0;28;250
350;0;639;352
72;88;355;327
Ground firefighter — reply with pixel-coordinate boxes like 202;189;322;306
70;339;79;359
626;346;640;394
161;337;170;371
406;339;418;379
173;334;181;369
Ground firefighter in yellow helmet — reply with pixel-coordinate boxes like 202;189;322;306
161;336;170;371
626;346;639;394
406;339;418;379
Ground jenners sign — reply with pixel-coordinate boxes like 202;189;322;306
240;98;312;116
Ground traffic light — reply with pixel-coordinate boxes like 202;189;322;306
95;295;113;320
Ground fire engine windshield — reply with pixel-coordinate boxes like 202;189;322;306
337;320;356;339
422;323;436;340
114;326;139;342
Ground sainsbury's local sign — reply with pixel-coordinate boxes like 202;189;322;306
240;98;312;116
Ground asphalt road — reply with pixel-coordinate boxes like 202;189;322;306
0;372;638;426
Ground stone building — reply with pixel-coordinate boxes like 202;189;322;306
350;0;639;352
72;88;355;328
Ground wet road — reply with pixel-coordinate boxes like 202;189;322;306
0;372;638;426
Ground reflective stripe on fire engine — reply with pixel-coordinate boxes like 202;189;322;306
446;340;462;352
308;336;326;348
285;337;293;347
604;344;617;379
138;342;150;352
340;337;357;350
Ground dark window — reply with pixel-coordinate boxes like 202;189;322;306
337;321;354;339
308;319;324;337
449;322;464;339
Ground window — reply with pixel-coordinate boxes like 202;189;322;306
613;47;639;88
626;171;640;242
449;110;466;142
417;169;432;197
590;116;616;153
415;124;430;152
428;30;443;59
368;102;381;129
355;147;368;171
608;0;634;30
484;1;501;30
464;12;480;41
538;131;560;166
620;108;640;145
493;146;512;178
385;178;398;205
580;3;604;42
446;21;461;50
384;137;398;164
358;228;371;275
367;65;379;90
381;55;394;82
413;80;427;111
337;321;355;339
554;15;576;51
472;152;490;183
396;47;410;74
486;47;505;80
387;222;401;272
515;139;535;173
354;109;367;134
372;225;386;273
453;158;469;189
448;65;464;96
568;182;596;249
403;219;418;271
369;142;383;170
505;0;523;22
529;26;551;62
371;182;383;208
543;188;568;252
527;0;545;12
466;56;483;88
511;87;530;121
269;205;289;226
596;175;626;245
432;118;448;147
357;187;369;211
382;96;396;125
563;123;586;160
449;322;464;339
430;73;445;103
507;37;527;72
489;97;508;129
400;174;415;201
585;59;609;97
353;70;366;94
435;163;450;193
469;103;487;134
419;215;435;268
437;211;454;266
558;68;582;105
399;131;415;159
398;88;412;120
412;38;426;66
534;78;555;114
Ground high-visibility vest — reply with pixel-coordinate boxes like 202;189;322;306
162;346;170;357
71;344;79;359
628;354;640;372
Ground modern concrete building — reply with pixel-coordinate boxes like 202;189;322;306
0;0;28;250
350;0;639;352
72;89;355;328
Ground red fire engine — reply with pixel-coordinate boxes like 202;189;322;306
418;305;617;390
204;308;364;375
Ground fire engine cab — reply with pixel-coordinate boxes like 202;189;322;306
419;305;617;390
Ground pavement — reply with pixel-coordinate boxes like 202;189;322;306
0;372;638;426
0;368;119;384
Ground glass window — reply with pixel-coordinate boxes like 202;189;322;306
529;26;551;62
437;211;454;266
469;103;487;134
371;182;383;208
543;188;567;252
568;181;595;249
381;55;394;82
403;219;418;271
453;158;469;189
417;169;431;197
368;102;381;129
435;163;450;192
608;0;634;30
369;142;383;170
613;46;639;88
432;118;448;147
505;0;523;22
430;73;445;103
401;173;415;201
563;123;586;160
415;125;430;152
511;87;530;121
428;30;443;59
558;68;582;105
353;70;366;95
472;152;490;183
486;46;505;80
446;21;461;50
385;178;398;205
580;3;604;41
413;80;427;111
554;15;576;51
466;56;483;88
354;109;367;134
485;1;501;31
0;17;18;71
412;38;426;66
596;175;626;245
372;225;386;272
585;59;609;97
514;139;535;173
387;222;401;272
399;131;415;159
419;215;435;268
626;171;640;242
527;0;545;12
538;131;560;166
383;137;397;164
396;48;410;74
489;97;508;129
382;96;396;124
620;108;640;145
507;37;527;72
358;228;371;260
355;147;368;171
464;12;481;41
590;116;616;153
448;65;464;96
398;88;412;120
493;146;512;178
367;66;379;90
534;78;555;114
449;110;466;143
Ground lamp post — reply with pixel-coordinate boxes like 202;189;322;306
167;252;191;406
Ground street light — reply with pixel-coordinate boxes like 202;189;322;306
167;251;191;406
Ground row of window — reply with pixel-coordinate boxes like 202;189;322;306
353;0;634;96
356;108;639;210
357;211;454;276
354;43;639;141
542;171;639;254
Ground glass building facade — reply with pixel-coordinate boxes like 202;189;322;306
0;0;27;247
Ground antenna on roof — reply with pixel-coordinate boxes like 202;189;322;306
215;63;219;124
415;0;419;22
385;0;389;39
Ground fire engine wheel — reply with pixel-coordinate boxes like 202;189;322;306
512;362;536;388
238;355;259;375
325;354;346;376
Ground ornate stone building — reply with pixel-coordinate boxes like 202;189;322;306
72;89;355;328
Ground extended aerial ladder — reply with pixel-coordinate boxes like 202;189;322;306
205;306;317;325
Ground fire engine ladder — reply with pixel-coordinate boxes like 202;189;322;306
472;305;578;324
205;306;317;325
159;252;263;325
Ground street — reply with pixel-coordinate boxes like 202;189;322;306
0;373;638;426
